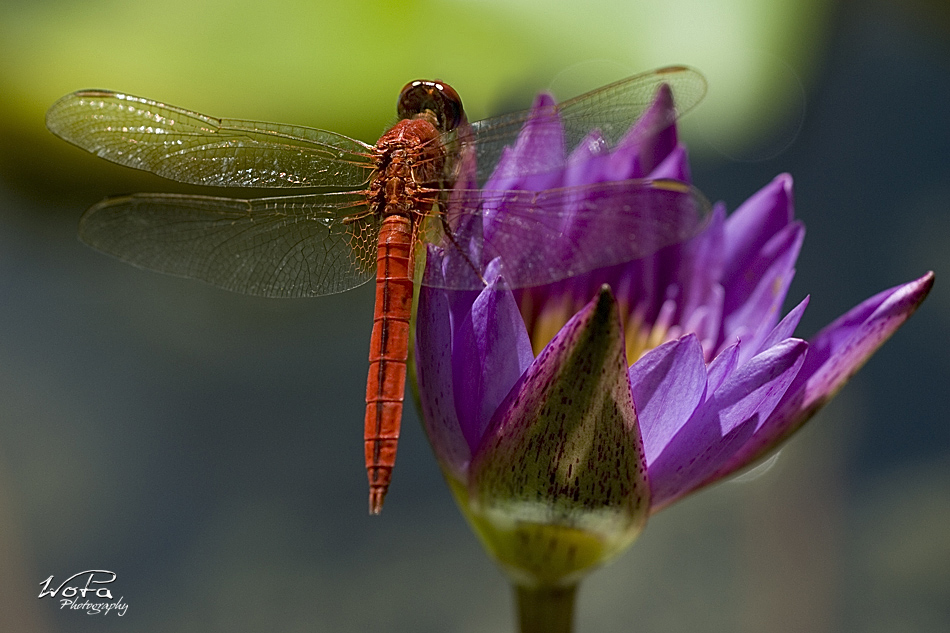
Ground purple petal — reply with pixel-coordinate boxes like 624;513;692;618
439;190;489;287
680;287;723;358
759;295;810;351
483;93;565;194
722;173;795;310
471;179;710;291
563;130;610;187
469;287;649;521
717;340;809;435
629;334;707;464
452;274;534;451
479;95;567;251
415;250;471;477
649;338;808;510
675;202;727;352
723;222;804;364
647;143;692;183
706;339;740;395
604;83;678;180
711;272;935;479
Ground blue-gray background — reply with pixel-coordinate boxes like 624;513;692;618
0;0;947;631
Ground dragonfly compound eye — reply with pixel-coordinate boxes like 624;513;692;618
397;80;464;132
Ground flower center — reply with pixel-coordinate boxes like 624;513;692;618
519;289;677;366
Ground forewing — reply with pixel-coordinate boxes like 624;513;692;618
428;179;711;290
80;192;378;297
456;66;706;185
553;65;706;151
47;91;375;188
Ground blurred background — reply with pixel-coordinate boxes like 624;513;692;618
1;0;948;631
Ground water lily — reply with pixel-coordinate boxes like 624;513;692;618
413;86;933;632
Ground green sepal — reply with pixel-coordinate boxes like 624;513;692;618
463;286;650;586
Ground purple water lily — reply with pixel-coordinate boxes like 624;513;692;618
413;86;933;593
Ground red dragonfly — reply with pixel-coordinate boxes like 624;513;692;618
46;66;710;514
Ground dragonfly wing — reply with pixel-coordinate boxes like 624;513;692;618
429;179;711;290
554;65;706;151
80;192;378;297
457;66;706;185
47;91;375;188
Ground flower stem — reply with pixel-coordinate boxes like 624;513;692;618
515;583;577;633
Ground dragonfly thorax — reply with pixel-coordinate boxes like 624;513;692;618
371;118;446;218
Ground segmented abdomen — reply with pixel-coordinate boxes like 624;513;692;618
364;214;416;514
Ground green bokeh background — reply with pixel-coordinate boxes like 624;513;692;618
1;0;826;198
1;1;948;632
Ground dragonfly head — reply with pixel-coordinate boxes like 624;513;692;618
397;80;465;133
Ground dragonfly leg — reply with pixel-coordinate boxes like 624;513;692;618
341;205;377;225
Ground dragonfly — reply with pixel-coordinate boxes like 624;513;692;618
46;66;711;514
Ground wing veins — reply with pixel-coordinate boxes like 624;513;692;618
78;192;377;297
47;91;376;188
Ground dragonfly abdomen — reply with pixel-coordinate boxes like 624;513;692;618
365;214;417;515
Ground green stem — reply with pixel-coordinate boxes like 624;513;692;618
515;583;578;633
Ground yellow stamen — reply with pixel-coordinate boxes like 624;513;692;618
525;291;682;367
528;294;576;356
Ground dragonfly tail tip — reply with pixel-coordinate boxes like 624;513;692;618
369;488;387;515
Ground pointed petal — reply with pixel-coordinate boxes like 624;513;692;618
718;340;809;435
706;339;740;394
676;202;726;352
483;93;565;193
452;274;534;451
712;272;935;478
415;253;471;478
605;83;679;179
649;338;808;510
470;287;649;535
563;130;610;187
724;222;804;364
759;295;810;351
647;143;692;183
629;334;707;465
722;173;795;305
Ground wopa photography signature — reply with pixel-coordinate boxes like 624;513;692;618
38;570;128;615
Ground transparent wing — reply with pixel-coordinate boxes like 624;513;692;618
47;91;376;188
425;178;712;290
79;192;378;297
451;66;706;185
